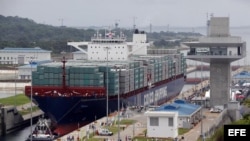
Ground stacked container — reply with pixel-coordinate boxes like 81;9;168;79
32;52;186;97
69;66;104;87
99;66;119;96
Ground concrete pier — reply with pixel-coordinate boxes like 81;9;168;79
0;103;43;136
210;62;231;107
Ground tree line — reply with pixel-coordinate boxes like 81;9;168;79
0;15;201;54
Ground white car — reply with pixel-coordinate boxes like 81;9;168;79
210;108;222;113
97;128;113;136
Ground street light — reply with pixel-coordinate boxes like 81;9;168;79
200;58;205;141
29;58;36;141
200;105;204;141
114;66;121;141
15;58;17;107
13;57;17;107
104;46;111;124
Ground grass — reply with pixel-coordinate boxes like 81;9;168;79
81;132;97;141
81;119;189;141
133;136;174;141
0;93;41;115
119;119;136;125
19;106;40;115
178;128;190;135
0;93;30;106
80;119;137;141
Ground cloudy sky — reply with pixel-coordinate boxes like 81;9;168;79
1;0;250;28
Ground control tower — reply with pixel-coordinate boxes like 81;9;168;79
184;17;246;107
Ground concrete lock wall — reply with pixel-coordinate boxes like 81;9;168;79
0;106;25;136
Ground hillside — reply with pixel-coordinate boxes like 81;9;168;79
0;15;201;54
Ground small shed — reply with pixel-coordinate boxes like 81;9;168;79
154;99;202;129
144;111;178;138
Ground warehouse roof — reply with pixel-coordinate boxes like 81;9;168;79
233;71;250;79
0;47;51;52
18;60;53;69
154;99;201;116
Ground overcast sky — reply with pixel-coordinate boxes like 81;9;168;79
1;0;250;28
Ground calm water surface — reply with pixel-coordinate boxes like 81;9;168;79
0;125;35;141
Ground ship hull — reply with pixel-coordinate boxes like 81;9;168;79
31;76;185;135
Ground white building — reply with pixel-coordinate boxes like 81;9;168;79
0;47;51;65
147;99;202;133
17;60;52;80
144;111;178;138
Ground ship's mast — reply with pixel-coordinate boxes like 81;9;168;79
62;56;67;89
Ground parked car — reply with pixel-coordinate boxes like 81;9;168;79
97;128;113;136
235;93;245;99
210;108;222;113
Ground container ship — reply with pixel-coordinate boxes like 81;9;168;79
24;29;186;136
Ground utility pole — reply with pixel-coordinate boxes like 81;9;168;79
115;66;121;141
29;57;34;141
133;17;137;30
58;18;64;27
104;47;111;125
200;57;205;141
115;19;120;29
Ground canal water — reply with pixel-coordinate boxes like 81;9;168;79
0;125;35;141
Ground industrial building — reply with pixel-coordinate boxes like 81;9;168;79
0;47;51;65
17;60;52;80
232;71;250;85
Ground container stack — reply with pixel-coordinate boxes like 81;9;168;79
147;63;155;84
69;66;104;87
119;69;130;94
181;53;187;75
32;65;66;86
32;65;106;87
31;52;186;96
129;68;135;92
148;57;164;83
161;56;169;80
172;53;186;76
128;61;146;90
168;58;174;78
99;66;119;96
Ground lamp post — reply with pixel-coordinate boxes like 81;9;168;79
200;105;204;141
15;58;16;107
104;46;111;124
13;58;17;107
200;58;204;141
29;58;35;141
114;66;121;141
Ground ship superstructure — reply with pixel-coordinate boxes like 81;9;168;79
67;29;149;61
25;29;186;136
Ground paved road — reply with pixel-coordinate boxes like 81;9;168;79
56;109;147;141
109;112;147;141
180;109;222;141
